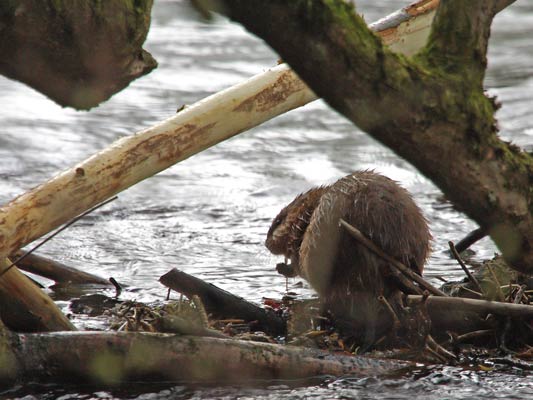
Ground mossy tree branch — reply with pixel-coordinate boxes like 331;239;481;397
421;1;500;86
215;0;533;273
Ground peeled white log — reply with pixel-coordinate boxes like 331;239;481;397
0;1;439;259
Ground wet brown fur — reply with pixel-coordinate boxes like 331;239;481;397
265;171;431;339
265;186;328;271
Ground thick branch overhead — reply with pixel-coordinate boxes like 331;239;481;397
421;0;500;86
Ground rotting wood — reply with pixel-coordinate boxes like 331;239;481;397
159;268;286;336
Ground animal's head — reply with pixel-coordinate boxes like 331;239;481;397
265;187;327;257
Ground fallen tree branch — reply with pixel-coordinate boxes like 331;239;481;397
10;250;110;286
407;295;533;319
0;328;410;385
159;268;286;336
448;241;484;294
453;227;487;253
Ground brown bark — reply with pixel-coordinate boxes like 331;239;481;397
160;268;286;336
0;0;156;109
214;1;533;274
0;329;408;385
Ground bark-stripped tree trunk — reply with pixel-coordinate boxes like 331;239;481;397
214;0;533;274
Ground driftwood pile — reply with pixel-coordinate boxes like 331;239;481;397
2;229;533;387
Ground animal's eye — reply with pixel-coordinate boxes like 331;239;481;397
273;217;283;227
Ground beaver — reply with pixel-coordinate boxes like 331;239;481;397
266;171;431;344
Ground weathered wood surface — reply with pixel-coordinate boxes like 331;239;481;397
160;268;286;336
0;330;409;385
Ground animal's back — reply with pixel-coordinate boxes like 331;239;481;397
300;171;430;304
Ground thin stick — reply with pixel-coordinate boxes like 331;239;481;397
426;334;457;360
389;266;424;295
339;219;447;297
459;286;483;298
448;241;484;294
449;329;494;344
486;264;505;302
453;227;487;253
378;295;401;331
424;344;448;363
0;196;118;278
109;277;122;298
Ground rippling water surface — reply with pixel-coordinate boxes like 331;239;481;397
1;0;532;398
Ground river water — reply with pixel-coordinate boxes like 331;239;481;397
1;0;532;398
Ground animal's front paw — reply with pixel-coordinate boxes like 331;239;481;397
275;262;297;277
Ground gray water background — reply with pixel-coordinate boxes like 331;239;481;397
0;0;532;398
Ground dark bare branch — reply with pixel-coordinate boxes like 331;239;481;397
448;241;484;294
159;268;286;336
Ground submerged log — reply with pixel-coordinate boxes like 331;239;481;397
0;259;75;332
0;327;409;385
160;268;286;336
11;250;111;286
0;0;156;109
